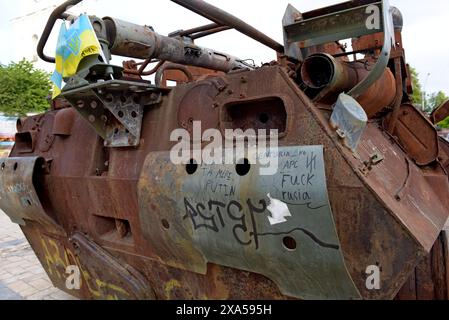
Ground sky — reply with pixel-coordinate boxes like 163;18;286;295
0;0;448;96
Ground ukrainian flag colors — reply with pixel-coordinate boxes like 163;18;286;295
51;14;102;99
51;22;67;99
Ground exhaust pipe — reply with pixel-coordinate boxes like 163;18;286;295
300;54;358;91
300;53;396;118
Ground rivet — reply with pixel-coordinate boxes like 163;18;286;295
90;101;98;109
76;100;85;108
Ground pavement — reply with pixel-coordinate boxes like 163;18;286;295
0;210;77;300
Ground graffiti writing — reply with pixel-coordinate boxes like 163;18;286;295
40;236;129;300
183;198;267;250
182;147;337;250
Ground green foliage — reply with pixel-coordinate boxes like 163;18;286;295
436;92;449;128
438;118;449;129
409;66;423;106
0;59;51;116
428;91;448;113
409;66;448;116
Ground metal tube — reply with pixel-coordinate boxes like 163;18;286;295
173;23;222;37
155;63;194;87
300;53;396;117
37;0;83;63
300;53;356;90
191;26;231;40
104;17;252;72
153;34;251;72
171;0;284;53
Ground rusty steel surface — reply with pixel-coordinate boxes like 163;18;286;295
2;0;449;301
432;100;449;125
5;65;448;300
384;103;440;166
396;228;449;300
0;157;62;233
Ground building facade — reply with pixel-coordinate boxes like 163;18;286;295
11;0;97;71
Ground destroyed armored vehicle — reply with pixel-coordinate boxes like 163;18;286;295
1;0;449;300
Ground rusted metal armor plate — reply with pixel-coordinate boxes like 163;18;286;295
353;124;448;252
138;146;361;299
21;224;155;300
0;157;60;231
385;104;439;166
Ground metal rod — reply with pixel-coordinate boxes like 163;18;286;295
387;57;405;133
191;25;231;39
171;0;284;53
125;60;166;76
37;0;83;63
141;60;166;76
174;22;222;37
333;46;383;58
155;62;194;87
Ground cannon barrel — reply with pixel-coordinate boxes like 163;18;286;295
103;17;252;72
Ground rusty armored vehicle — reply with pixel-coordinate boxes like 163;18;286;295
1;0;449;300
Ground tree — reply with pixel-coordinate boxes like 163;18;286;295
434;91;449;128
427;91;448;113
409;66;423;107
409;66;448;115
438;117;449;129
0;59;51;116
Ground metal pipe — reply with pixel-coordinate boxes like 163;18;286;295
191;25;231;39
37;0;82;63
387;57;404;133
301;53;396;117
172;23;222;37
140;60;166;76
125;60;166;76
171;23;231;39
300;53;356;90
155;62;194;87
104;17;252;73
171;0;284;53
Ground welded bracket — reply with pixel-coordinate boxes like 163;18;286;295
62;80;162;148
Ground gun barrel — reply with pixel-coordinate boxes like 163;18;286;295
104;17;252;72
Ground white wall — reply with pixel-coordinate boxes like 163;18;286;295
10;0;97;71
0;115;17;137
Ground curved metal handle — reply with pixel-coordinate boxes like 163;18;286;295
37;0;83;63
348;0;395;98
155;62;194;87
